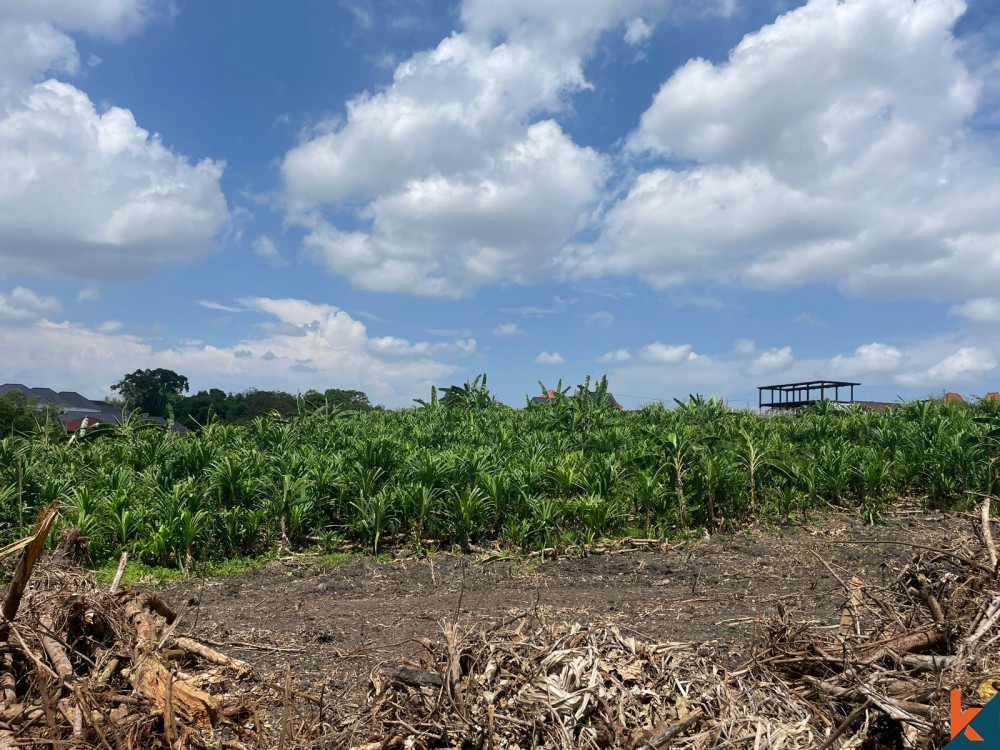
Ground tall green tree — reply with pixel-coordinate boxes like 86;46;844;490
0;391;46;436
111;368;190;418
303;389;373;411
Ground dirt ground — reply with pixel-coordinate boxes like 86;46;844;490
161;511;976;696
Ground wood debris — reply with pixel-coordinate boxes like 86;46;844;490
0;508;263;749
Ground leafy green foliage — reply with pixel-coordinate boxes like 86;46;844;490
111;368;190;418
0;391;56;437
0;390;996;567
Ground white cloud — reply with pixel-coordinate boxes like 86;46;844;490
0;22;79;92
597;348;632;364
794;312;825;328
0;1;167;39
198;300;245;313
897;346;997;386
535;351;565;365
460;0;730;54
76;285;100;302
96;320;123;334
0;286;61;319
0;3;229;283
0;297;467;406
585;310;614;327
831;342;904;375
296;120;606;296
926;347;997;382
638;342;692;365
493;322;525;336
747;346;794;375
624;18;653;46
0;82;228;281
252;235;287;266
733;338;756;357
560;0;1000;304
367;335;477;358
282;0;730;296
950;298;1000;323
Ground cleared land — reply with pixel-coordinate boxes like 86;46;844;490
162;511;969;688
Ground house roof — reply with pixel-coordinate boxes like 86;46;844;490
2;383;108;412
63;411;187;433
59;391;102;409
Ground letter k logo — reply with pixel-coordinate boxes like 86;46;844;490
952;691;984;742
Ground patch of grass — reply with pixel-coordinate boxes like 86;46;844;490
306;551;360;567
94;555;271;587
92;547;368;587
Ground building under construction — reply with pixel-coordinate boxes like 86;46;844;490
757;380;860;411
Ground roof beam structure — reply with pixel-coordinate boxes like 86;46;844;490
757;380;861;410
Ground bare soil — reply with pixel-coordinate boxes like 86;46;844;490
161;511;974;696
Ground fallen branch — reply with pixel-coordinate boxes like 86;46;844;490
981;497;998;570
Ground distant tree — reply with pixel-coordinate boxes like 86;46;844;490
111;368;190;418
304;388;374;412
226;389;297;423
175;388;230;427
0;391;46;436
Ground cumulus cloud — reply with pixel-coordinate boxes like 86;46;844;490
281;0;738;296
638;342;693;365
493;322;525;336
624;18;653;46
535;351;565;365
367;335;477;357
0;1;229;282
0;1;167;39
597;348;632;364
747;346;794;375
831;342;904;375
0;297;467;406
897;346;997;386
0;286;61;319
296;120;606;296
560;0;1000;303
950;298;1000;323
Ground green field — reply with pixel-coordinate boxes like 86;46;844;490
2;383;998;571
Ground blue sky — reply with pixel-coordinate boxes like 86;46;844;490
2;0;1000;408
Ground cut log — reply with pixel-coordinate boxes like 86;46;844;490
0;503;59;640
125;597;218;729
39;615;73;680
109;551;129;595
174;637;250;673
982;497;998;570
127;650;218;728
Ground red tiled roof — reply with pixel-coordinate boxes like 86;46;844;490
63;416;109;432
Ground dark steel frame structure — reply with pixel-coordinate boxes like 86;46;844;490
758;380;861;410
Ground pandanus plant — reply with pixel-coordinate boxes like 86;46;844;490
1;371;997;565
